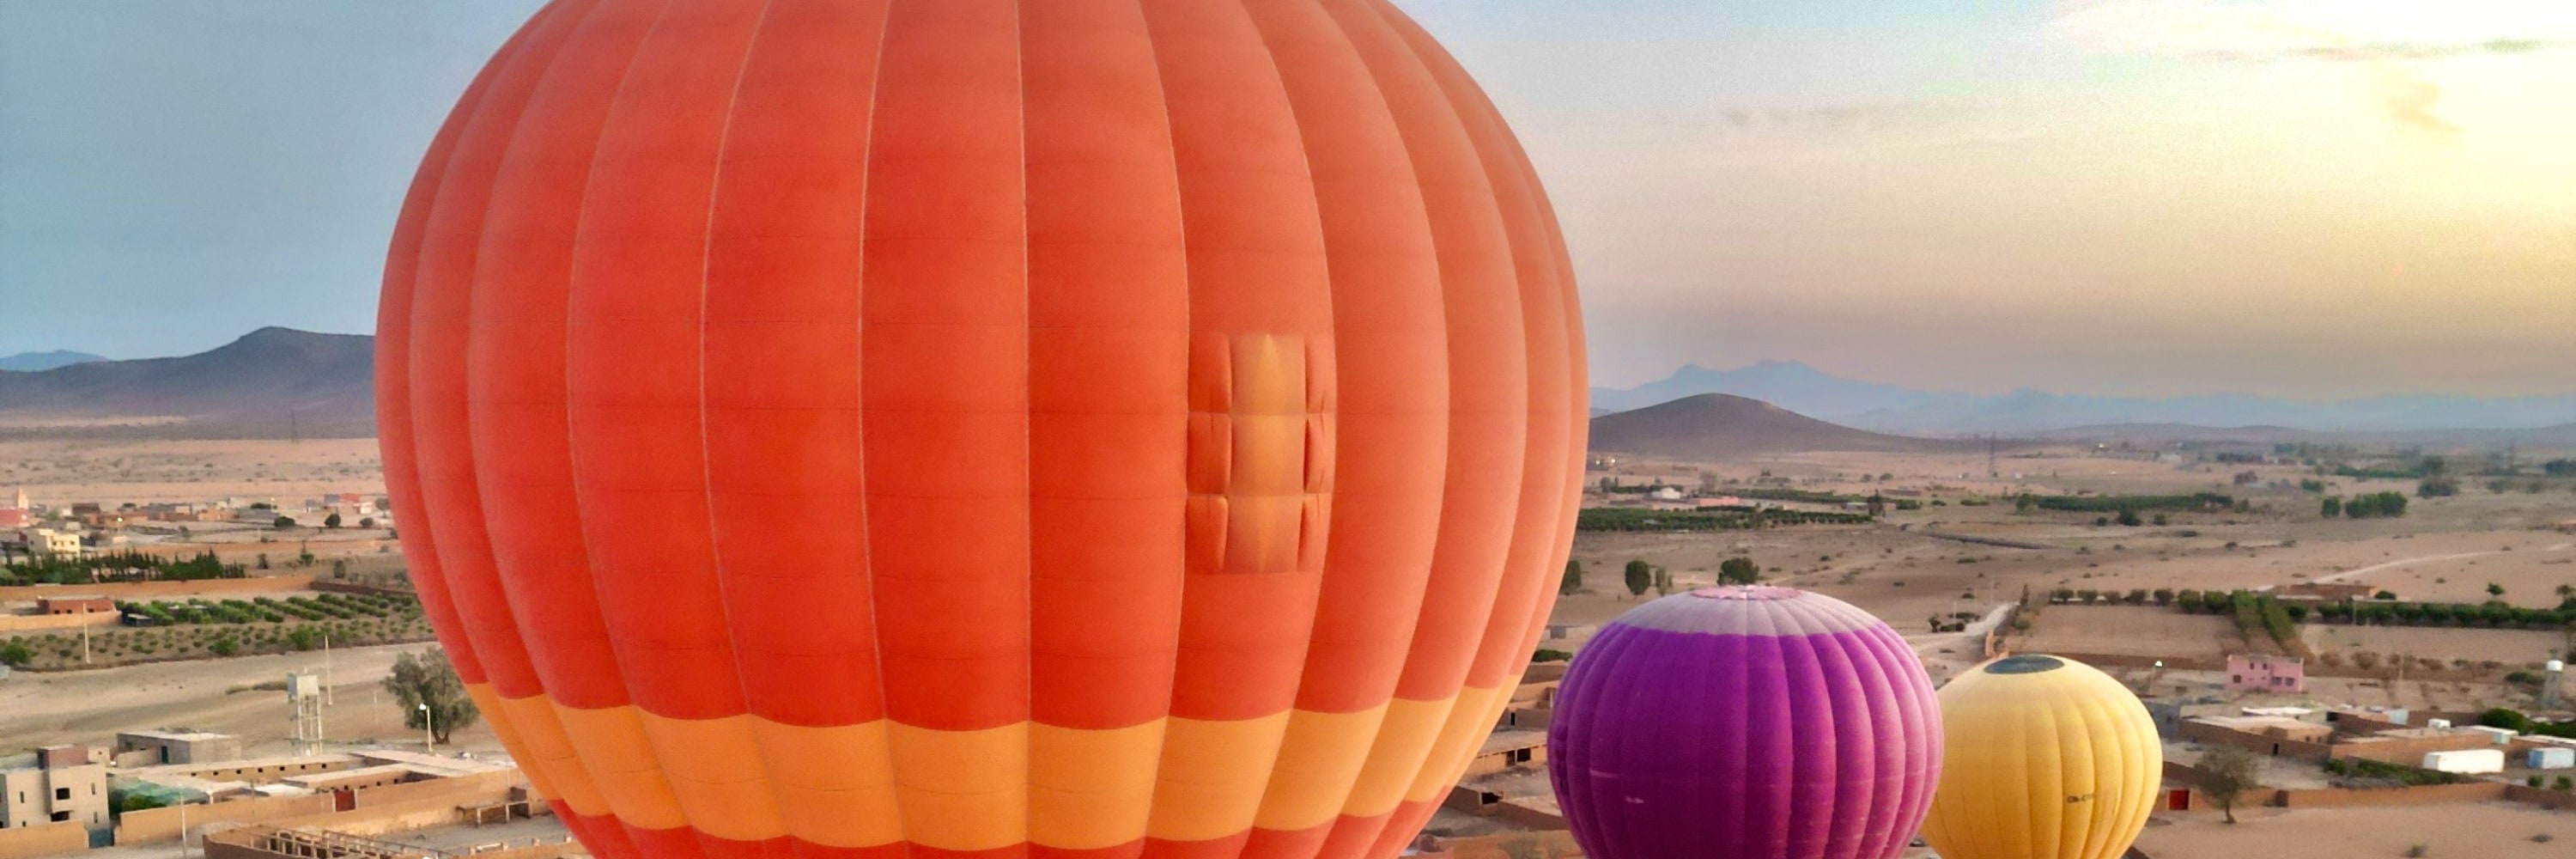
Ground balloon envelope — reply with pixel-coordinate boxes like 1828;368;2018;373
1547;586;1942;859
1921;654;2161;859
376;1;1584;858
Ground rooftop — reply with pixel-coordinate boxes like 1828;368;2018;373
118;729;234;741
1479;731;1547;756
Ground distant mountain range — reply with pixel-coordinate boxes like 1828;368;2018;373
0;327;373;439
0;350;106;372
1589;393;1981;460
10;331;2572;443
1594;361;2576;435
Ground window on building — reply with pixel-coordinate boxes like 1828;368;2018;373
55;788;70;801
51;811;70;822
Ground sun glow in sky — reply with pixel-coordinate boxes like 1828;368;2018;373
3;0;2571;398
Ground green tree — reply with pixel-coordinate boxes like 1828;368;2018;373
1718;557;1760;586
1652;566;1674;596
324;513;343;528
2322;497;2342;517
288;626;321;651
1559;559;1583;596
383;649;481;745
2197;745;2262;824
2488;582;2506;597
2116;509;2142;527
2153;588;2175;606
273;515;296;528
0;641;32;667
1624;559;1653;597
208;637;239;657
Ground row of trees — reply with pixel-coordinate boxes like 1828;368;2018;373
2019;492;2235;514
1563;556;1765;600
2312;597;2576;631
2050;587;2173;606
2322;490;2409;519
1576;508;1873;533
0;550;245;587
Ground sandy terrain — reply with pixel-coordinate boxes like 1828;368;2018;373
0;641;499;758
2305;624;2569;667
2016;606;2242;660
2136;802;2576;858
0;438;383;506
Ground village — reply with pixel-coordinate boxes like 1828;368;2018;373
8;430;2576;859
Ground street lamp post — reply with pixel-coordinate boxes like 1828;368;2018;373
419;703;434;752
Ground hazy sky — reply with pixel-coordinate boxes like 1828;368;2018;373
4;0;2570;398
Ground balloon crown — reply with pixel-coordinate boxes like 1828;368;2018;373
1686;585;1799;601
1984;654;2067;674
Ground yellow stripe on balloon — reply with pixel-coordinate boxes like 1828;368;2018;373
637;711;790;842
489;689;1512;852
749;719;905;849
1406;684;1506;801
1148;711;1293;842
480;686;609;817
1255;702;1391;832
888;722;1030;852
551;698;690;830
1339;695;1455;817
1030;721;1166;850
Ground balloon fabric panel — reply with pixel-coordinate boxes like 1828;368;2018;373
1921;655;2161;859
1546;589;1942;859
379;1;1583;858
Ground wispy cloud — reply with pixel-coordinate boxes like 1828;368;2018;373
2055;0;2567;137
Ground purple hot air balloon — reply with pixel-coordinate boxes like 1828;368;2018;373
1548;585;1942;859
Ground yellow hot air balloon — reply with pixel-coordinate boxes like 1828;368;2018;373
1922;655;2161;859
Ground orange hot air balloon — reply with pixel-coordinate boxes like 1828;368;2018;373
375;2;1584;859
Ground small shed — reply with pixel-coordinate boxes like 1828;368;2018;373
36;595;114;615
2528;747;2575;771
2422;748;2504;774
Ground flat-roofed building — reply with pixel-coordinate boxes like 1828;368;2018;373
114;730;245;766
1;746;108;832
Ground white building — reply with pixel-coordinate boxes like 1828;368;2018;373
26;528;81;557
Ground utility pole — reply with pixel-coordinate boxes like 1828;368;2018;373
1989;434;1999;478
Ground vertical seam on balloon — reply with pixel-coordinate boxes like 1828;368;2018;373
849;2;907;857
417;0;589;745
1226;0;1346;845
381;0;532;701
1008;0;1033;850
1303;3;1447;838
446;0;620;819
555;0;686;841
1133;0;1193;847
451;0;617;810
1343;6;1531;845
693;0;781;844
1420;19;1582;697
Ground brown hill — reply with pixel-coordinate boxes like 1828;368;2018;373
0;327;374;439
1589;393;1974;460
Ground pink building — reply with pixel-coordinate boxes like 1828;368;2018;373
2228;653;2306;693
